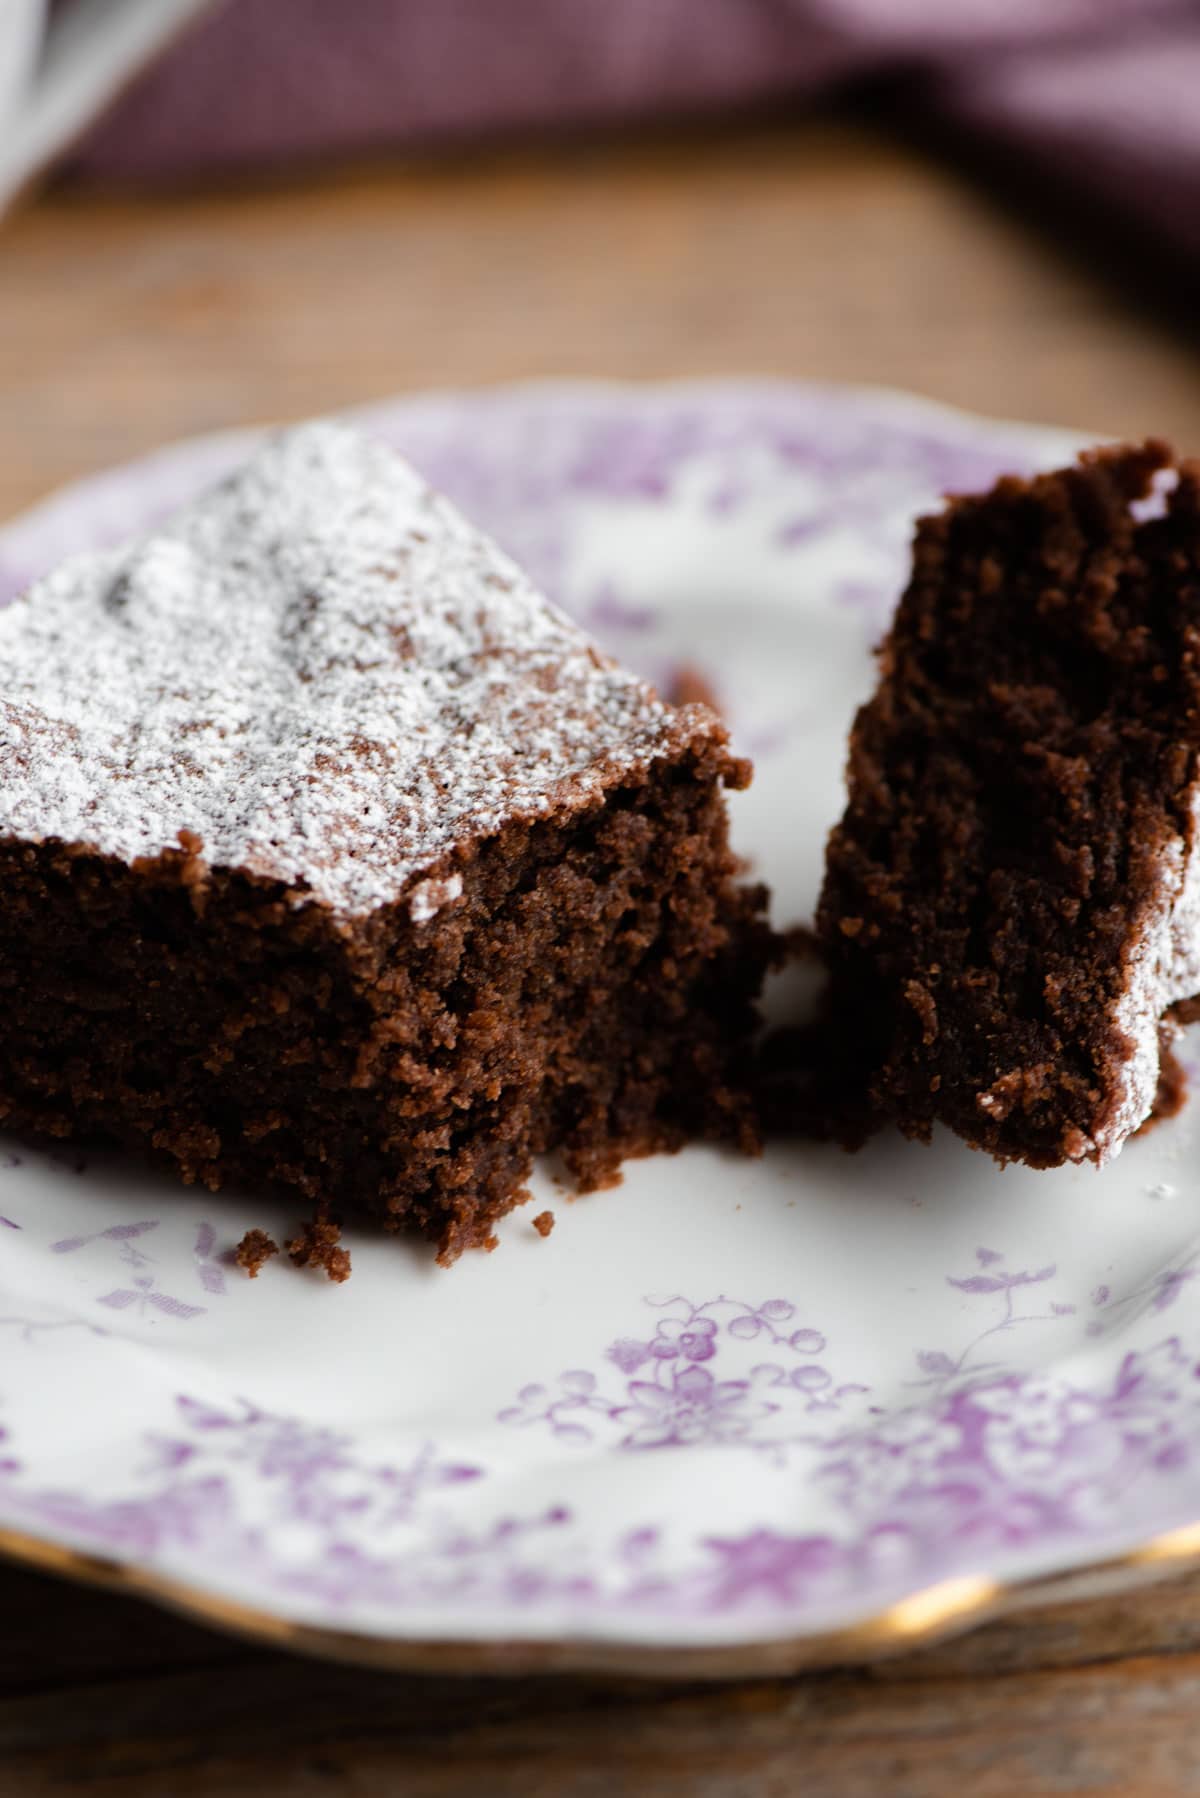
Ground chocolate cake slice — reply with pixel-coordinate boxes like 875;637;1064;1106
0;423;767;1259
817;439;1200;1168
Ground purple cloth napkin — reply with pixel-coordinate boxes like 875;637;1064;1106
937;18;1200;263
68;0;1200;260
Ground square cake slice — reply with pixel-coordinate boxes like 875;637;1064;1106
817;440;1200;1169
0;423;768;1259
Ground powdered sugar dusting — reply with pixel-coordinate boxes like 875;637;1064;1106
409;872;464;925
1096;796;1200;1163
0;424;695;917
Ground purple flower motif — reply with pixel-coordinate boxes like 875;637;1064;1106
174;1397;232;1430
1152;1270;1195;1314
504;1294;862;1453
971;1378;1119;1484
650;1316;718;1362
617;1364;774;1450
728;1300;796;1342
47;1221;205;1322
52;1221;158;1255
0;1216;19;1231
759;1301;796;1322
776;513;824;548
97;1278;204;1322
607;1338;650;1375
440;1464;483;1486
1086;1262;1198;1339
790;1366;832;1395
147;1292;207;1320
705;480;745;516
193;1222;226;1296
701;1529;841;1605
947;1265;1055;1296
134;1398;485;1549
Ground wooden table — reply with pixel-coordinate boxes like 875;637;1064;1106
4;110;1200;1795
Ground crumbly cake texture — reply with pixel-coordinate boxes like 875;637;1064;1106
817;440;1200;1169
235;1228;279;1279
287;1216;352;1284
0;423;769;1259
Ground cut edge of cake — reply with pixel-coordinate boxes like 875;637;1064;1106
815;438;1200;1170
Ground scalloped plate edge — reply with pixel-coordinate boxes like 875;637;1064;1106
3;1519;1199;1679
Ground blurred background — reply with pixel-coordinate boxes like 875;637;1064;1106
3;0;1200;528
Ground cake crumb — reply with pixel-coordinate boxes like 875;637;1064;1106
531;1210;555;1237
287;1215;352;1283
235;1228;278;1278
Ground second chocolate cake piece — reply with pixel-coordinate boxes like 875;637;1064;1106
0;424;768;1260
818;440;1200;1168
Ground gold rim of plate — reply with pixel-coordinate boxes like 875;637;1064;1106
4;1519;1200;1677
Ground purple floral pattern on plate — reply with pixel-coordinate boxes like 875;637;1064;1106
499;1296;867;1456
51;1220;206;1321
1;1277;1199;1628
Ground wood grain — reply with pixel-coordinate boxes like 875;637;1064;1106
5;1559;1200;1795
4;110;1200;1794
2;114;1200;525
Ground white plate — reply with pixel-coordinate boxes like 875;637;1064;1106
3;380;1199;1675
